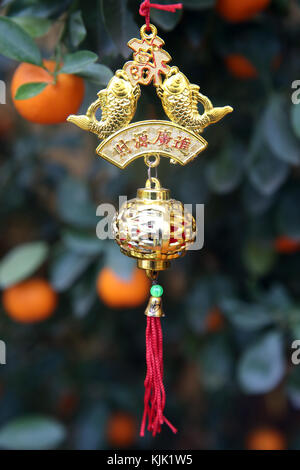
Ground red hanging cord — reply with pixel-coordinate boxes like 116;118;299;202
140;316;177;437
139;0;183;31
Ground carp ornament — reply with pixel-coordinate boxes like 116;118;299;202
67;21;233;438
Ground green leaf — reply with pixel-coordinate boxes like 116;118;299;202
221;299;273;331
242;182;275;216
263;95;300;165
205;144;243;194
100;0;139;58
183;0;216;8
243;239;276;277
77;63;113;86
187;276;235;333
199;336;233;391
0;415;65;450
7;0;72;18
71;273;97;318
0;17;42;65
57;176;98;229
248;145;289;196
59;50;98;74
238;331;284;394
14;82;48;100
0;242;48;288
106;241;135;281
62;230;104;256
150;0;182;31
68;11;86;48
11;17;52;38
291;103;300;139
50;250;93;292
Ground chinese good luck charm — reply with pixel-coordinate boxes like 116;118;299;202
67;1;233;437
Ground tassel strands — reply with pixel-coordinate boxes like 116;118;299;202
140;285;177;437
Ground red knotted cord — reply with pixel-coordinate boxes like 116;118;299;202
139;0;183;31
140;316;177;437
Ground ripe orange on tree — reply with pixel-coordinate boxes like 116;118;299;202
246;427;286;450
225;53;281;80
274;236;300;254
217;0;271;23
225;54;258;79
2;278;57;323
106;412;137;448
96;267;150;309
11;60;84;124
205;306;225;332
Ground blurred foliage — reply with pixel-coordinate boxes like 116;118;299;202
0;0;299;451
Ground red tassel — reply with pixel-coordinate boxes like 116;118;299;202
140;316;177;437
139;0;183;31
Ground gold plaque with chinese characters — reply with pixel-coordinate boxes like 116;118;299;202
67;24;233;170
96;120;207;169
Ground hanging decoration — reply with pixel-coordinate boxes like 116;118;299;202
67;0;233;437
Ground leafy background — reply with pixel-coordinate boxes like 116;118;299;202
0;0;300;450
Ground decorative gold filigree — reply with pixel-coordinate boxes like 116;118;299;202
66;24;233;168
113;177;196;272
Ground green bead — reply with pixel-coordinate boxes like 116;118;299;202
150;284;163;297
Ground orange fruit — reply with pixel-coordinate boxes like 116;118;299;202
246;428;286;450
106;412;137;448
217;0;271;22
225;54;258;79
2;278;57;323
205;306;225;332
225;53;281;79
96;267;150;309
274;236;300;254
11;60;84;124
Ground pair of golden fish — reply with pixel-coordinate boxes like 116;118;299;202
67;66;233;140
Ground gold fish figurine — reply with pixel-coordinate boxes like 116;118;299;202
67;70;141;140
157;66;233;135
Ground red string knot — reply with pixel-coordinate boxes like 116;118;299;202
139;0;183;31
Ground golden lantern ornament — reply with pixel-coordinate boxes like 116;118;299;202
67;1;233;437
113;177;197;273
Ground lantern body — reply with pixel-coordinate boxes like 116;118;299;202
113;178;196;271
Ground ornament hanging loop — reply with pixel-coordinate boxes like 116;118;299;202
140;23;157;39
145;176;161;189
144;154;160;168
145;154;159;181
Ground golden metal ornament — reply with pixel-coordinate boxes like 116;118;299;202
112;177;196;273
67;24;233;170
96;120;207;169
67;70;141;139
66;19;234;439
157;66;233;135
123;24;171;86
144;296;165;318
